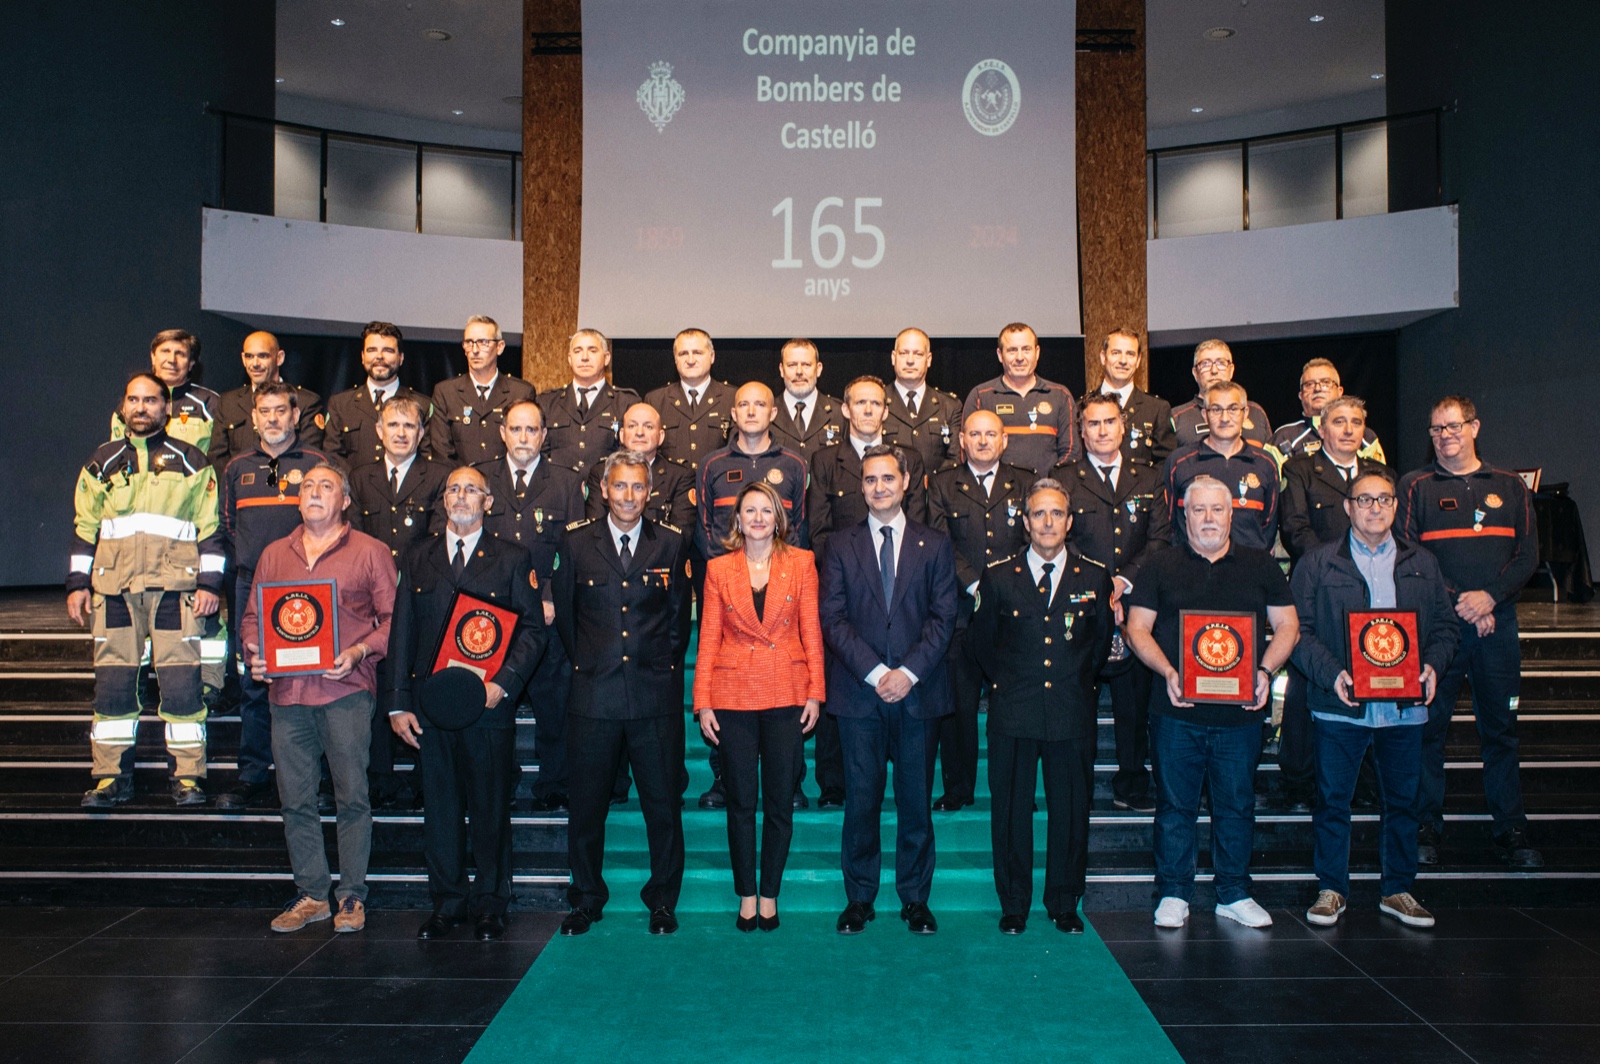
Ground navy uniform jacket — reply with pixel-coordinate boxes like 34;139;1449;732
695;440;810;557
818;517;957;721
221;438;327;572
769;391;846;460
925;461;1033;623
477;458;586;597
1280;453;1393;564
349;457;449;561
584;453;697;530
644;379;735;471
1271;417;1386;464
806;439;928;559
537;380;640;481
1171;396;1272;448
884;384;962;475
1396;462;1539;606
390;532;546;728
209;383;325;471
1104;386;1177;467
553;518;692;720
961;376;1081;476
324;384;435;467
971;549;1115;741
1062;457;1170;585
1162;439;1281;552
429;373;536;466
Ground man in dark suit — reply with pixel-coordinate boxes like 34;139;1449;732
553;450;692;936
924;409;1032;811
323;322;434;467
768;338;845;460
808;376;929;559
1062;393;1172;812
643;328;734;472
537;328;639;480
478;400;586;812
389;466;546;941
1094;327;1176;468
972;478;1114;934
820;444;958;935
428;315;535;464
882;328;961;475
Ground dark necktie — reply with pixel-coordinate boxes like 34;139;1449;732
793;399;807;428
1038;561;1055;601
907;391;920;417
476;385;490;405
388;466;399;495
879;526;896;609
579;386;594;415
976;469;994;498
618;532;632;568
372;390;384;411
1336;463;1350;482
687;388;700;414
452;539;467;577
1098;463;1116;490
515;468;527;495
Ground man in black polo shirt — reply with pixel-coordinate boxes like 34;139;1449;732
1162;380;1280;553
1125;476;1299;930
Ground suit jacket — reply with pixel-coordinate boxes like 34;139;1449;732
209;383;325;470
478;458;587;593
769;391;845;460
429;373;536;465
584;453;696;530
1113;386;1177;467
1062;457;1170;584
693;547;826;712
925;461;1033;623
644;379;735;471
818;517;957;720
324;384;434;466
883;384;962;475
389;532;547;728
537;380;640;480
807;440;928;559
349;456;449;561
1280;453;1393;564
971;549;1115;741
553;518;692;719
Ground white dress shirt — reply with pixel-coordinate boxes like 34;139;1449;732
607;516;642;558
1090;452;1123;491
384;452;418;487
863;510;918;687
1101;381;1133;406
850;433;884;459
785;390;813;428
369;379;400;406
448;526;484;566
1026;547;1066;602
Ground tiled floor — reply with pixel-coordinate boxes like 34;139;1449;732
1;906;1597;1063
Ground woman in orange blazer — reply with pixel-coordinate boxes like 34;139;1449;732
695;480;825;931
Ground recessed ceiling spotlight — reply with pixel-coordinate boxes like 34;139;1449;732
451;109;465;116
330;17;346;26
1370;73;1385;79
423;28;452;41
1202;27;1237;40
1191;107;1204;113
1308;14;1325;22
275;77;285;83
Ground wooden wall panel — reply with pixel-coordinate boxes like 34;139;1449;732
1076;0;1148;390
521;0;583;390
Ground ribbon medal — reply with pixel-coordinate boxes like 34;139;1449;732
1126;498;1139;523
1028;408;1039;427
1473;508;1486;532
1063;611;1075;641
462;405;473;427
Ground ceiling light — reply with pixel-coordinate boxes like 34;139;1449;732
275;77;285;83
1202;27;1236;40
423;28;452;41
451;109;465;116
1191;107;1204;113
1308;14;1325;22
1370;73;1385;79
330;17;346;26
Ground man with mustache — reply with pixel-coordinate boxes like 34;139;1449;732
324;321;435;466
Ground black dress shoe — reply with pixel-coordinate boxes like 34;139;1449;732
698;780;726;810
736;913;758;932
758;912;780;932
1112;794;1157;814
900;901;938;935
610;793;629;806
932;795;969;812
793;790;809;810
648;906;678;935
836;901;875;935
1417;823;1441;866
217;779;274;812
559;907;601;936
475;913;507;941
1048;910;1085;934
818;789;846;809
417;913;460;940
1494;828;1545;869
999;914;1027;934
530;794;569;813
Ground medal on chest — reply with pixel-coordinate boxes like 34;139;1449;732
1473;508;1485;532
462;404;474;427
1126;498;1139;523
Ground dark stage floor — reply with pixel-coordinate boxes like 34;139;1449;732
0;905;1596;1063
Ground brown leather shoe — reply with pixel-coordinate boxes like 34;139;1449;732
271;894;331;933
1305;890;1346;926
1379;893;1435;928
333;896;366;933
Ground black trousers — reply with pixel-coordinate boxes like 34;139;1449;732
932;627;982;804
566;713;685;912
718;705;804;898
420;724;516;917
988;731;1094;917
1104;658;1154;801
528;636;572;800
1278;664;1316;794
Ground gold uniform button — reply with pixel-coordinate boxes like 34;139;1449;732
621;631;629;637
1043;659;1051;667
1044;681;1052;689
622;655;629;662
1044;637;1052;645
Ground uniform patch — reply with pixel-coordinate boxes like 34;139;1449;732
1485;493;1503;508
240;473;255;486
1245;472;1260;489
766;468;784;485
1439;498;1458;511
287;469;304;484
1036;401;1052;415
996;404;1015;415
726;469;743;483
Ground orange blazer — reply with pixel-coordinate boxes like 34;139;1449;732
693;547;827;712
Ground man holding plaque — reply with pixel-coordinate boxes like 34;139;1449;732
1124;476;1298;929
390;466;546;941
1290;469;1458;928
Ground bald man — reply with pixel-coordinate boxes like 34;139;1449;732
210;330;326;470
585;403;696;529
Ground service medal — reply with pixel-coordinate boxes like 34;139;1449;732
1028;409;1038;427
1473;507;1485;532
1064;612;1075;641
1126;499;1139;523
404;516;413;527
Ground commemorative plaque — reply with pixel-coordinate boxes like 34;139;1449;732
1346;610;1423;700
1178;611;1258;704
431;592;519;682
256;579;340;678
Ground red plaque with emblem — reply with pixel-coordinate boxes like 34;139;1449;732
1178;611;1258;704
431;591;519;681
1346;610;1422;700
257;579;341;678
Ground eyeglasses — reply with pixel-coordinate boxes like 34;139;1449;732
1351;493;1397;510
1428;420;1472;437
1300;379;1340;392
1208;404;1247;416
1194;359;1232;372
443;485;488;497
462;339;500;350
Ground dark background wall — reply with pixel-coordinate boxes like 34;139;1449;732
1388;1;1600;553
0;1;275;586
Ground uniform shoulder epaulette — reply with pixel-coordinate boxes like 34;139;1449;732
656;520;682;535
566;518;594;531
1078;554;1107;570
987;555;1017;569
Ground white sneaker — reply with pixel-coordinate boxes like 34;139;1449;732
1216;898;1274;928
1153;896;1190;928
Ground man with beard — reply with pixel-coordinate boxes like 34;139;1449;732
768;339;844;460
324;321;435;466
210;331;325;469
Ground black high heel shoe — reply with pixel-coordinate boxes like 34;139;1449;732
736;913;758;932
757;912;780;932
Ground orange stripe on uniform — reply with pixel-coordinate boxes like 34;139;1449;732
1420;527;1515;540
234;496;301;508
1002;426;1058;436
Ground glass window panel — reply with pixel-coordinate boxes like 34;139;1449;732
1155;145;1243;238
273;128;321;221
1248;131;1336;229
1342;122;1389;218
1147;153;1156;236
421;148;515;239
325;136;416;232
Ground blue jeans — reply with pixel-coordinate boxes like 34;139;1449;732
1416;608;1526;834
1314;717;1421;897
1151;713;1260;905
